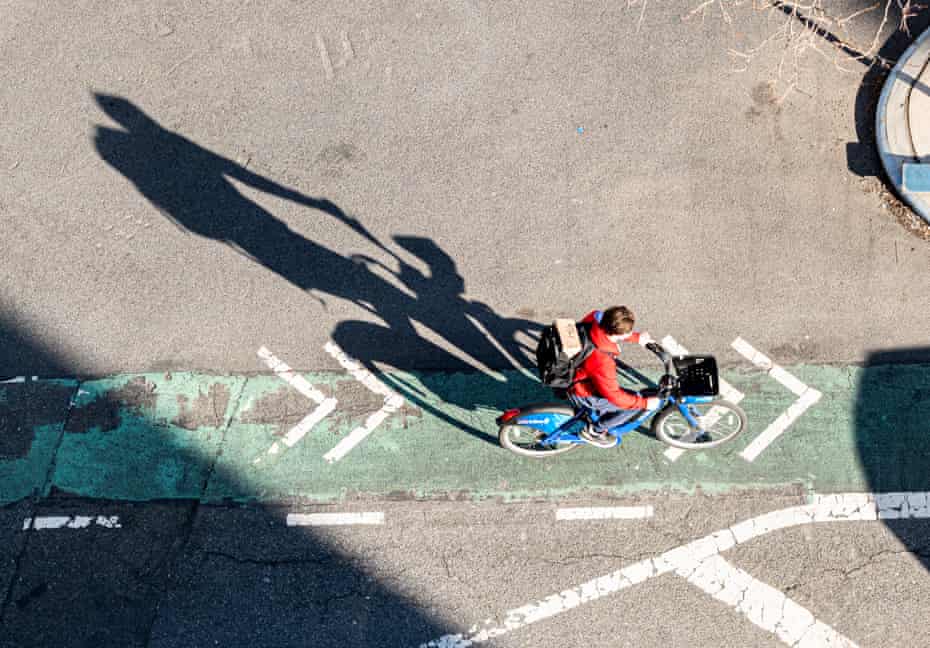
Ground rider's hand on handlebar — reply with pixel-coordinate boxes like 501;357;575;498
638;332;654;347
645;396;661;410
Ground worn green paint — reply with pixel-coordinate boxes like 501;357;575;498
52;374;245;500
0;379;76;503
1;363;927;503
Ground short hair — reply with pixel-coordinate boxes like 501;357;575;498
601;306;635;335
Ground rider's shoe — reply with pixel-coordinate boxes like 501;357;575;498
580;426;619;448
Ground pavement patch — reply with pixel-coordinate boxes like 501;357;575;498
52;374;245;500
1;500;193;648
0;380;76;504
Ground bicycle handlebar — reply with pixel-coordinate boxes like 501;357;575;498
644;342;677;398
645;342;673;372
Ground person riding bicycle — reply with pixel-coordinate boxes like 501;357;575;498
568;306;661;448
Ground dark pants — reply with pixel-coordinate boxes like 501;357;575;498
568;394;641;434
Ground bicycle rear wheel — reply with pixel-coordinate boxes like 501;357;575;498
652;399;746;450
498;405;582;458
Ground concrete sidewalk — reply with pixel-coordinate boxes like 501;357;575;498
877;25;930;224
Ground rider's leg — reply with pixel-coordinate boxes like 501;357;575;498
568;395;636;433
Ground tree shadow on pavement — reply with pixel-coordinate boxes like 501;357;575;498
92;92;548;444
854;347;930;573
770;2;930;176
0;318;458;648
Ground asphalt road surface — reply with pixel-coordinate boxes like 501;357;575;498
3;3;930;647
2;1;929;376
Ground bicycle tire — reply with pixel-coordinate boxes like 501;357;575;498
652;399;747;450
498;404;582;458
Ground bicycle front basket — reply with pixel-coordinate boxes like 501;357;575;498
673;355;719;397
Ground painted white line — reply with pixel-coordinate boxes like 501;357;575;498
286;512;384;527
660;336;746;462
685;554;857;647
0;376;26;384
259;397;339;461
257;346;328;403
323;342;405;463
556;506;654;521
730;337;822;462
254;347;337;463
23;516;121;530
420;491;930;648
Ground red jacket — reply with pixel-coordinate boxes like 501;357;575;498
569;311;648;410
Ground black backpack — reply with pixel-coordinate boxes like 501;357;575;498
535;321;596;390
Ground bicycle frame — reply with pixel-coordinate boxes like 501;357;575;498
513;394;717;447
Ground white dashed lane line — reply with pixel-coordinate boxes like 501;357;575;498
286;512;385;527
555;506;654;521
22;516;122;530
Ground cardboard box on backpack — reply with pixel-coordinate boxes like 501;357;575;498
554;318;583;358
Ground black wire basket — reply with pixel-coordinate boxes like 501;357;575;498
672;355;720;397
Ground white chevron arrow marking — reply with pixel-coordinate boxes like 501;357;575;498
322;342;405;463
731;337;822;462
254;347;338;463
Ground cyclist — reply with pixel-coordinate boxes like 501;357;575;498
568;306;661;447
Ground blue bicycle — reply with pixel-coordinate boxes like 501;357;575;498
497;342;747;458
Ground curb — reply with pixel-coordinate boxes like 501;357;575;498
876;26;930;224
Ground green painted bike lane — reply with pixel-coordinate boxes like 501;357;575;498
1;362;927;503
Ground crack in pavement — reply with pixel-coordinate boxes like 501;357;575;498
141;378;249;648
421;493;930;648
0;381;80;623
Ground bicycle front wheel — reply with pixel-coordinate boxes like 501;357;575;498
652;399;746;450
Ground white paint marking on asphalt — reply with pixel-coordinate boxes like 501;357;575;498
0;376;26;384
684;554;857;647
257;347;328;403
730;337;822;462
556;506;654;521
322;342;405;463
465;314;539;383
421;491;930;648
23;516;121;530
286;512;384;527
315;33;335;80
660;336;746;462
254;347;337;463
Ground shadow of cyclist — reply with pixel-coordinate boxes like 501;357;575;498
92;93;546;442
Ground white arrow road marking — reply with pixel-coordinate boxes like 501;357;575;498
420;491;930;648
286;512;384;527
556;506;654;521
731;337;823;462
254;347;338;463
22;516;121;530
322;342;405;463
660;336;746;462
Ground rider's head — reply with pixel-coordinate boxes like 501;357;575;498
601;306;635;342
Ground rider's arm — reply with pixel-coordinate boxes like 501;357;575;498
617;331;654;345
